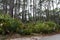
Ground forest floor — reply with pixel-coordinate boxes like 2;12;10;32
0;32;60;40
9;34;60;40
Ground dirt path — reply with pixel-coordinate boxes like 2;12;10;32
7;34;60;40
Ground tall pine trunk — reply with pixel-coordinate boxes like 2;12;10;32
9;0;14;17
22;0;26;22
3;0;7;14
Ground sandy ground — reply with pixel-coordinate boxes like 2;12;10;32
0;34;60;40
6;34;60;40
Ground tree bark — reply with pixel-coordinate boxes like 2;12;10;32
2;0;7;14
9;0;14;17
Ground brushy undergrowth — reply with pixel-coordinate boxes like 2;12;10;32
17;21;60;35
0;14;23;35
0;14;60;35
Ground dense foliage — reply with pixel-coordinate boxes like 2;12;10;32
0;14;23;35
0;14;60;35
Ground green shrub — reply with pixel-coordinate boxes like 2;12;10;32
18;28;32;35
18;21;59;35
0;14;59;35
32;21;58;34
17;23;33;35
55;24;60;32
0;14;23;35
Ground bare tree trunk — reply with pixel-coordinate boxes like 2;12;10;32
39;0;42;21
33;0;35;21
22;0;26;22
14;0;21;18
14;0;17;18
2;0;7;14
9;0;14;17
47;0;50;21
52;0;55;21
35;0;37;21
